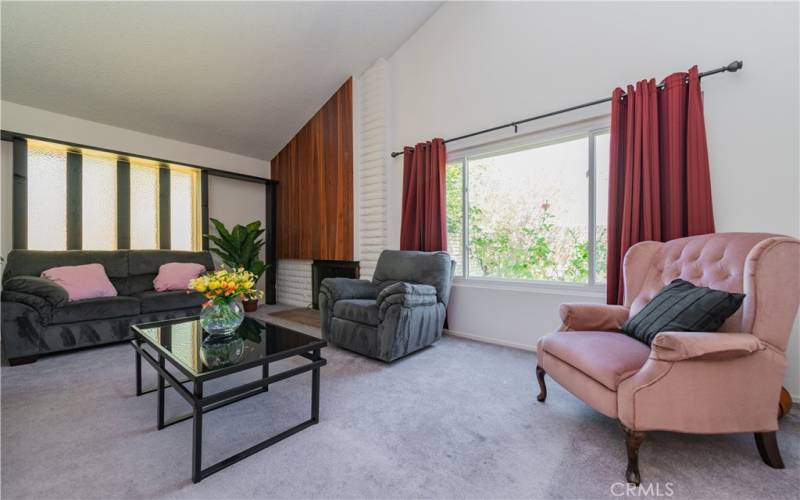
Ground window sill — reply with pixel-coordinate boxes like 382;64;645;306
451;276;605;298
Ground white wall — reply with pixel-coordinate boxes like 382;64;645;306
207;175;268;299
1;101;268;178
383;2;800;394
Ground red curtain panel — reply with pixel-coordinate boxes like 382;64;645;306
607;66;715;305
400;138;448;251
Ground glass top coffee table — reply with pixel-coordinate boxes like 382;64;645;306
131;315;326;483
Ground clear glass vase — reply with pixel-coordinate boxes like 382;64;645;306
200;300;244;337
200;334;245;369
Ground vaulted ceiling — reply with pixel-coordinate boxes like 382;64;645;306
1;1;441;159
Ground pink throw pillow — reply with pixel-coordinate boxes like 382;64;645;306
41;263;118;301
153;262;207;292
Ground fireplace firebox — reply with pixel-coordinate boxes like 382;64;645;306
311;260;360;309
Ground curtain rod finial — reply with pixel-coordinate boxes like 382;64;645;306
727;60;743;72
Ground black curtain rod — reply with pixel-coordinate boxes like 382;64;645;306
390;60;743;158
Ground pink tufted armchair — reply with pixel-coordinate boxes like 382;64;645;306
535;233;800;484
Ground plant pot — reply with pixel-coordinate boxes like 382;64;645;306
200;300;244;336
242;298;259;313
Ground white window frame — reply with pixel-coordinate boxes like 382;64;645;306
447;117;610;292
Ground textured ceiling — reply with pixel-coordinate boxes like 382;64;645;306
1;1;441;160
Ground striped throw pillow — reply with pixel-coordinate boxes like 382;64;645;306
622;279;745;346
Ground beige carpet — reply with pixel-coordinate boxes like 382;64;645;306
2;307;798;499
267;307;322;329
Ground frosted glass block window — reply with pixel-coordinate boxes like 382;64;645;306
27;141;67;250
23;139;202;252
130;161;160;249
82;152;117;250
170;168;199;251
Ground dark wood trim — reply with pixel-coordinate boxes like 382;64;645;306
117;159;131;249
535;365;547;402
622;426;646;485
206;168;276;185
779;387;792;418
159;164;171;249
201;170;209;251
1;130;276;186
12;137;27;249
264;183;278;304
754;432;784;468
66;151;82;249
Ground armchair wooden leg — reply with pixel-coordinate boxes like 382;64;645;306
754;432;784;469
622;426;646;485
535;365;547;402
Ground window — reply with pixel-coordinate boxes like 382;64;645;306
81;151;117;250
24;139;202;251
129;159;160;250
446;127;610;286
445;161;464;276
170;167;201;251
27;141;67;250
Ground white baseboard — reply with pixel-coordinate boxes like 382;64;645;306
443;328;535;352
443;329;800;404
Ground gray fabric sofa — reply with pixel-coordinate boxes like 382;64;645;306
319;250;454;362
1;250;214;365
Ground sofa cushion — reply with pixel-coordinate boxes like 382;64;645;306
622;279;745;346
136;290;206;313
333;299;380;326
372;250;453;305
153;262;206;292
51;296;141;324
2;250;130;294
3;276;69;306
128;251;214;294
539;331;650;391
42;263;118;301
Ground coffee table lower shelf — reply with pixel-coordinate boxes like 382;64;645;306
131;340;325;483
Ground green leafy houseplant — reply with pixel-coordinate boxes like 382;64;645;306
204;218;269;311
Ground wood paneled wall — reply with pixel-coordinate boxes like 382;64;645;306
271;78;353;260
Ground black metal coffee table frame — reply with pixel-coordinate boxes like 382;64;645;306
131;321;326;483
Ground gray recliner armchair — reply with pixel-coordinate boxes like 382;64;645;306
319;250;455;362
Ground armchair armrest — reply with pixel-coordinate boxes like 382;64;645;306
3;276;68;307
376;282;438;320
319;278;377;303
558;303;630;331
650;332;764;362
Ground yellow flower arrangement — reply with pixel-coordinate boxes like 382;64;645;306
189;267;263;307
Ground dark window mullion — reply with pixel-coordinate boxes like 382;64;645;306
117;159;131;249
12;138;27;249
159;164;171;249
66;151;82;250
201;170;209;250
